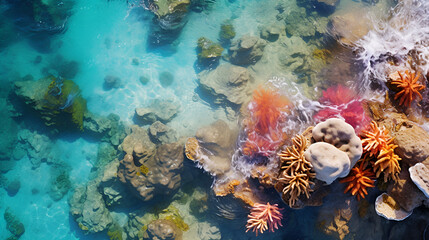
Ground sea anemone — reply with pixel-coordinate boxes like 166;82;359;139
374;143;401;182
340;160;376;200
242;86;290;157
361;121;392;157
390;70;425;107
246;202;283;236
313;85;370;133
276;134;315;206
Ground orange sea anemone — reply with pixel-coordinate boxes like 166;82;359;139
361;121;392;157
246;202;283;236
374;143;401;182
391;70;425;107
247;86;290;135
340;160;375;201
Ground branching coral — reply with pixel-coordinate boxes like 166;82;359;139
374;143;401;182
361;121;392;157
340;160;375;200
242;86;290;157
313;85;370;133
276;134;315;206
391;70;425;107
245;202;283;236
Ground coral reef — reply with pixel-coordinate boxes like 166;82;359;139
389;70;425;107
361;121;392;157
246;202;283;236
276;134;316;206
340;160;375;200
242;86;290;157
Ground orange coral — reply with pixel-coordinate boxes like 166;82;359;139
361;121;392;157
340;160;375;200
242;86;290;156
246;202;283;236
276;134;315;206
374;143;401;182
391;70;425;107
248;86;290;135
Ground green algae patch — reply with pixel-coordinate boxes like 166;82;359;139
159;205;189;232
43;76;87;131
219;21;236;41
107;224;123;240
197;37;224;61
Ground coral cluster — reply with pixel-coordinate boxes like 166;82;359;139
242;86;290;157
360;121;401;182
276;134;315;206
313;85;370;133
245;203;283;236
390;70;425;107
340;160;375;200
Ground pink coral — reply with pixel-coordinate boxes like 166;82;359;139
313;85;370;133
246;202;283;236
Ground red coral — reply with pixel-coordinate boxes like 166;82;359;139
242;87;290;157
314;85;370;133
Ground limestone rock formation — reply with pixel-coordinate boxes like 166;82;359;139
118;126;183;201
312;118;362;167
304;142;350;184
198;64;254;106
184;120;238;176
135;99;180;125
409;163;429;198
69;181;113;233
149;121;178;144
375;193;412;221
145;219;183;240
228;35;267;66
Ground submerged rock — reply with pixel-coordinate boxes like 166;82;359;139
196;37;224;68
198;63;254;107
49;164;72;201
4;207;25;239
103;75;123;90
149;121;178;144
328;9;373;46
118;125;183;201
69;181;113;233
14;129;57;168
13;76;87;132
6;179;20;197
375;193;412;221
260;24;284;42
135;99;180;125
83;112;127;147
409;163;429;198
144;219;183;240
228;35;266;66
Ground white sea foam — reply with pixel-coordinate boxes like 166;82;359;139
355;0;429;88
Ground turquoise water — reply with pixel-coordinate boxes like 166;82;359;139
1;0;429;239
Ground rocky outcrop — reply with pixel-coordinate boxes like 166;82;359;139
282;7;328;38
83;112;127;147
409;163;429;198
198;64;254;106
4;207;25;239
69;181;113;233
185;120;238;177
118;125;183;201
328;9;372;46
135;99;180;125
144;219;183;240
13;76;87;131
228;35;267;66
149;121;178;144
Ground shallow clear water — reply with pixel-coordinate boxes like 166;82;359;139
1;0;428;239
